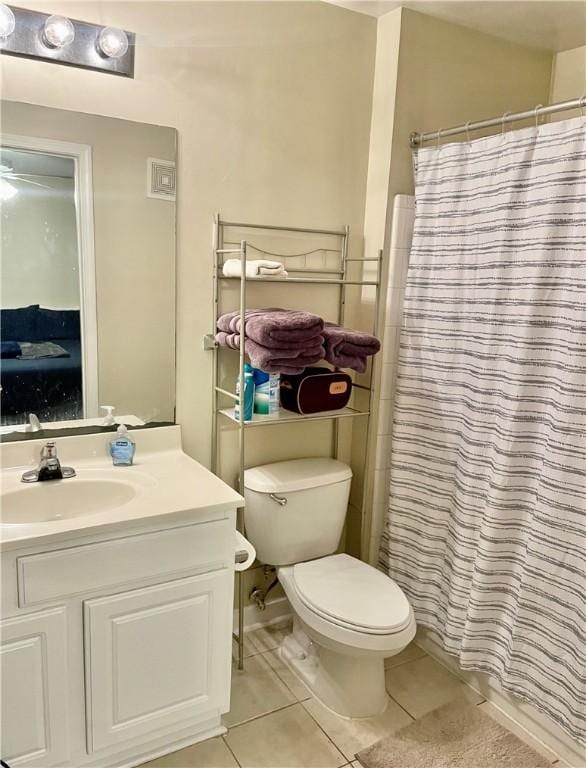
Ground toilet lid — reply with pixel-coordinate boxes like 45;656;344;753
292;554;412;634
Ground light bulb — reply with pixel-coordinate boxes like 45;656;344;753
0;4;15;39
98;26;128;59
43;15;75;49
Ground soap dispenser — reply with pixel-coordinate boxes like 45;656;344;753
109;424;136;466
101;405;116;426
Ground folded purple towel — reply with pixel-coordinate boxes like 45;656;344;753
322;323;381;373
215;332;325;374
217;308;324;348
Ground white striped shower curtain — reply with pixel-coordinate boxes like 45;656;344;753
379;116;586;745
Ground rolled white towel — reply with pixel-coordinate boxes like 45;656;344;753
223;258;288;279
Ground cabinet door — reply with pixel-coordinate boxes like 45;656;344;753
0;607;68;767
84;570;232;752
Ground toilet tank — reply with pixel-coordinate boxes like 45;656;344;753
243;458;352;566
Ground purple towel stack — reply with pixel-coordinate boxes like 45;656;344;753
322;322;381;374
216;308;325;374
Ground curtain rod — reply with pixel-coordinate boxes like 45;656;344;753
409;97;585;148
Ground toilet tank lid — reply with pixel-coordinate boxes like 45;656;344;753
244;458;352;493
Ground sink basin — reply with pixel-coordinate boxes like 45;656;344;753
2;479;138;524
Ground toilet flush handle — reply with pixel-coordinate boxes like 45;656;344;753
269;493;287;506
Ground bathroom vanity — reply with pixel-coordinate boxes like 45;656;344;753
0;426;246;768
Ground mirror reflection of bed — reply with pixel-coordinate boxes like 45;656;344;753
1;307;83;426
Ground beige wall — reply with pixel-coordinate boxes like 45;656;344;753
2;101;176;422
1;175;79;309
550;45;586;119
1;2;377;604
2;0;561;575
389;9;554;200
0;1;376;464
358;8;554;560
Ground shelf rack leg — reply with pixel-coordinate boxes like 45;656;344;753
213;218;247;670
332;225;350;460
236;239;248;670
211;214;220;474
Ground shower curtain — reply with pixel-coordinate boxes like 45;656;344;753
379;116;585;745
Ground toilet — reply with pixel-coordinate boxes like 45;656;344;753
243;457;416;719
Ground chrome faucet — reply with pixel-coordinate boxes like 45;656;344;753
21;442;76;483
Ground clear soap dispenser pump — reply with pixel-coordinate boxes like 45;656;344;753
101;405;116;426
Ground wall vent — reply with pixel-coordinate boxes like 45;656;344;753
147;158;176;201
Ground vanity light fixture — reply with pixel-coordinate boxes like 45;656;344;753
42;14;75;49
0;3;15;39
0;6;135;77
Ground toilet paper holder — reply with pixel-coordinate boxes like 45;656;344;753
234;530;256;571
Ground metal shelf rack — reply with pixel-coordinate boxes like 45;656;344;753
207;214;382;670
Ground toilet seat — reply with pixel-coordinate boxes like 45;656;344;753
292;554;412;635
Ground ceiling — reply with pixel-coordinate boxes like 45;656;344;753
325;1;586;51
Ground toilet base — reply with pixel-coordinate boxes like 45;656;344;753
280;624;389;719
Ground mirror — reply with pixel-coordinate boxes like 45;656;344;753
1;101;176;436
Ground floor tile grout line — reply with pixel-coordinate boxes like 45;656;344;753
259;649;312;704
234;641;280;662
385;691;417;722
384;652;427;671
256;645;376;765
221;733;243;768
236;623;292;658
230;644;298;723
272;666;312;704
259;645;362;763
300;698;354;765
256;649;305;704
225;700;299;732
233;646;275;662
226;698;347;768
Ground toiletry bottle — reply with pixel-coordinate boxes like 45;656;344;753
109;424;136;466
234;362;255;422
101;405;116;426
252;367;280;415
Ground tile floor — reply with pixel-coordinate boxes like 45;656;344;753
143;621;565;768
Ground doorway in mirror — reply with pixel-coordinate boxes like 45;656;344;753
1;138;98;427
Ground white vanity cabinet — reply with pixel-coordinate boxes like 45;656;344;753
0;607;69;767
0;512;238;768
84;571;231;752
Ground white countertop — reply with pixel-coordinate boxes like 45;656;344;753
0;426;244;549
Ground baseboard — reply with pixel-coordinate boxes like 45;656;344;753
233;595;291;634
416;628;585;768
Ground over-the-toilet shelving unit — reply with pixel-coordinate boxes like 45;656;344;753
206;214;382;670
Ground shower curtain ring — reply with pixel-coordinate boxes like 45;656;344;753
534;104;543;130
580;96;586;118
465;121;472;148
436;128;444;151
